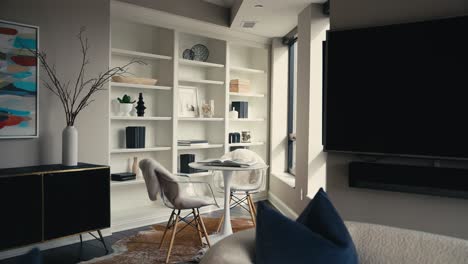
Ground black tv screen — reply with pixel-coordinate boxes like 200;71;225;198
324;16;468;159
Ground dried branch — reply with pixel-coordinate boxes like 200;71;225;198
26;28;146;126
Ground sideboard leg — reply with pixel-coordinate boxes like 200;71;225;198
97;230;109;254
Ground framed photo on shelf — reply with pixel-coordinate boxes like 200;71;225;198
178;86;199;117
0;20;39;139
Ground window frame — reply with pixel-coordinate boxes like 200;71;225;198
287;37;298;175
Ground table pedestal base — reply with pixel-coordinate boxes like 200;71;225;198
209;170;233;244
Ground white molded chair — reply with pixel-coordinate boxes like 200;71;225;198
139;159;219;264
212;149;267;231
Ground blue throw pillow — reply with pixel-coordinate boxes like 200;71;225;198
255;188;358;264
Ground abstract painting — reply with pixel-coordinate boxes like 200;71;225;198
0;20;38;138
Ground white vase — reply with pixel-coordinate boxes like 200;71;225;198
62;126;78;166
120;103;134;116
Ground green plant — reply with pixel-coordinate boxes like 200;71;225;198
117;94;136;104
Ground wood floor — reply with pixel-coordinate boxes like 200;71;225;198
0;201;273;264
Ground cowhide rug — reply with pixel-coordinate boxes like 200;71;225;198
81;217;254;264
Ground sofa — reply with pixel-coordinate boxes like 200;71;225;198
201;221;468;264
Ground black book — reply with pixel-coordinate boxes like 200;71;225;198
126;126;146;148
111;173;136;181
180;154;195;174
242;102;248;118
138;127;146;148
232;101;243;118
126;127;136;148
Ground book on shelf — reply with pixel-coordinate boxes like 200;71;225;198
232;101;248;118
230;79;250;93
198;158;257;168
180;154;208;174
126;126;146;148
111;172;136;181
178;139;209;146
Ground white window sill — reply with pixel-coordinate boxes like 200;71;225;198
271;171;296;188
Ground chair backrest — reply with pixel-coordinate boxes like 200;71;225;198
139;159;179;207
214;149;267;191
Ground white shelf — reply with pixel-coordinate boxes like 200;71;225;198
229;142;265;147
178;117;224;121
230;66;266;74
111;179;146;187
111;116;172;121
110;147;171;154
229;92;265;98
111;48;172;61
178;144;224;150
110;82;172;91
180;59;224;68
179;78;224;85
230;118;265;122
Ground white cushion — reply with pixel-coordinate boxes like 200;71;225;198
201;222;468;264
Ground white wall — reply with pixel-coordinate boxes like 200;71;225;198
268;4;329;216
0;0;110;168
329;0;468;239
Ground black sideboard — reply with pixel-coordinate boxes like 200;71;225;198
0;163;110;251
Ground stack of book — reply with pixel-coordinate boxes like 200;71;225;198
230;79;250;93
126;126;146;148
111;172;136;181
177;139;209;146
179;154;207;174
232;101;248;118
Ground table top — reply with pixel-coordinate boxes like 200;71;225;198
189;162;268;171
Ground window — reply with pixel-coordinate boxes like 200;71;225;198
287;38;297;175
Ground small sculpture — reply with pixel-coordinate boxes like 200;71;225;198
201;100;214;118
136;92;146;117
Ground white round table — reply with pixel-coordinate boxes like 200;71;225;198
189;162;268;244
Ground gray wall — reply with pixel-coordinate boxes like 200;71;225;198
329;0;468;239
0;0;110;168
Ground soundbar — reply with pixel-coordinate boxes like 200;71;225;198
349;162;468;199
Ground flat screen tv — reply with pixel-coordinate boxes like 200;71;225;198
324;15;468;159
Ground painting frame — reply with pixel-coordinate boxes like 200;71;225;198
0;19;39;139
178;86;199;118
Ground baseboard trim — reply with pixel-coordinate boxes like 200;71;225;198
110;204;222;233
268;191;299;219
0;231;110;260
111;193;268;232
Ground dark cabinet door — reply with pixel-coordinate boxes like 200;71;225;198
43;169;110;240
0;175;42;250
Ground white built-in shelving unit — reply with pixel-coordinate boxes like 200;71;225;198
108;1;270;231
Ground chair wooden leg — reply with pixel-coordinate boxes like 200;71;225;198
217;192;232;233
193;208;204;247
197;208;211;247
248;194;257;216
159;209;175;249
165;210;180;264
246;194;256;226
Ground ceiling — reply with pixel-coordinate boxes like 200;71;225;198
203;0;327;37
203;0;236;7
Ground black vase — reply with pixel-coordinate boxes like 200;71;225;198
136;93;146;117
